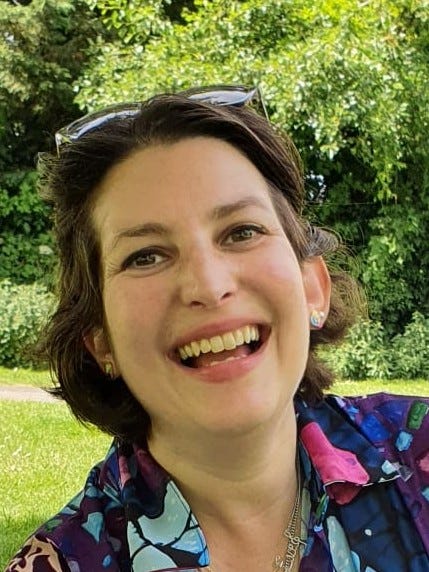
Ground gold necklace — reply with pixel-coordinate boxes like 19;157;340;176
204;461;305;572
272;460;305;572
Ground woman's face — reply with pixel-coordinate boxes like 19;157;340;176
87;137;329;439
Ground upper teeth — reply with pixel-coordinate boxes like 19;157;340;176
178;325;260;360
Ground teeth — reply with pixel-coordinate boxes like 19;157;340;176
191;341;201;357
177;324;260;360
200;339;211;353
243;325;251;344
178;347;188;360
233;329;244;345
210;336;224;353
222;332;237;350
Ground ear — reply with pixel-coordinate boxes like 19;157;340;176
84;327;118;376
301;256;331;323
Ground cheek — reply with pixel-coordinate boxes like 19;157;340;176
253;245;310;347
266;259;302;287
103;280;166;349
255;244;305;298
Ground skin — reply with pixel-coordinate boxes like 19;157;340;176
86;136;331;571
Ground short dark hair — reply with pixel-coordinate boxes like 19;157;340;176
38;94;362;442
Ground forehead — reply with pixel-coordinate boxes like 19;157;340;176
92;137;275;236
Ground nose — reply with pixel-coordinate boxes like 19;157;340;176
178;245;237;308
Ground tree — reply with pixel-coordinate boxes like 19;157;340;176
0;0;105;283
75;0;429;333
0;0;195;285
1;0;428;335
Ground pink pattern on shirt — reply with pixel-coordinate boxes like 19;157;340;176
301;421;370;504
417;450;429;476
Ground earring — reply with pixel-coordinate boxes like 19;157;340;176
310;310;325;329
104;361;114;378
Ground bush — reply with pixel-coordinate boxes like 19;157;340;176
320;319;391;380
0;280;55;368
390;312;429;379
0;171;56;286
320;313;429;381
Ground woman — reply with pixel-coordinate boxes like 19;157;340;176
7;86;429;572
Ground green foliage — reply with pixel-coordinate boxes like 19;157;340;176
321;319;392;380
73;0;429;335
332;378;429;397
0;0;107;284
76;0;192;108
86;0;175;44
77;0;429;197
321;313;429;380
360;204;429;333
0;170;56;284
0;280;55;368
0;0;428;332
0;0;104;170
391;312;429;379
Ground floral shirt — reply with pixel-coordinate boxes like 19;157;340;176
7;393;429;571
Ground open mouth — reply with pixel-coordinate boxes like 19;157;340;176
174;324;269;369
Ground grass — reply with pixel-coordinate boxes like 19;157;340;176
0;369;428;569
0;401;111;569
332;378;429;396
0;366;51;387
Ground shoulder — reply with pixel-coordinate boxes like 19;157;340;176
5;439;171;571
328;392;429;445
297;392;429;497
5;441;124;571
5;535;70;572
325;392;429;489
297;391;429;483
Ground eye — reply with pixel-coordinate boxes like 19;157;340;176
224;224;265;245
121;248;167;270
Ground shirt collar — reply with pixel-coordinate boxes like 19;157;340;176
295;395;400;505
111;443;209;571
111;395;400;570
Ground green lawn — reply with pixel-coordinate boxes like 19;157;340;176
332;378;429;397
0;401;111;568
0;366;51;387
0;372;428;569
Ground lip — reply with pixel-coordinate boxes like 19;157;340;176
169;324;271;384
171;318;269;353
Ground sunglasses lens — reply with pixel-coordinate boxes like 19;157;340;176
188;88;257;107
56;103;142;148
55;86;266;155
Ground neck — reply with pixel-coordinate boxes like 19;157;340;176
148;400;298;526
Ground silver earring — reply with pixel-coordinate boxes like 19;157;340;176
310;310;325;329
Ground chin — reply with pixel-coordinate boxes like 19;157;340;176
197;390;287;436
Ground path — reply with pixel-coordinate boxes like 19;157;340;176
0;384;58;403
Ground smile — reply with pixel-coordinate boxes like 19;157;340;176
176;324;267;369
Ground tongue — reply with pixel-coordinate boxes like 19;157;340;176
194;345;252;368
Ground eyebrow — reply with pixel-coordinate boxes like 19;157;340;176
110;196;270;252
211;196;270;221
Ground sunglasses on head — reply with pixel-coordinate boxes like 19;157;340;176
54;85;268;155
